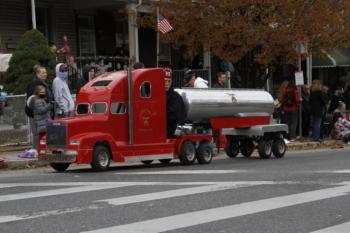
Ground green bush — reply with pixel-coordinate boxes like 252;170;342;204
5;29;55;94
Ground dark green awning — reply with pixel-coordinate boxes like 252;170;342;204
312;48;350;68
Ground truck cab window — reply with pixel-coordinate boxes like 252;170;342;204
76;104;89;114
92;103;107;114
140;81;151;98
110;102;126;114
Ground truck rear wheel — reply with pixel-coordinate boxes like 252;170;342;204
225;137;239;158
196;141;213;164
91;145;111;171
50;163;70;172
179;141;196;165
272;138;286;158
258;139;272;159
141;160;153;165
240;138;255;157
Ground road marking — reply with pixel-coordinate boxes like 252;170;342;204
0;183;134;202
96;182;273;206
0;181;277;202
82;184;350;233
310;221;350;233
0;204;104;224
114;170;246;175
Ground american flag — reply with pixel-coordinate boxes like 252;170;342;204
158;14;173;34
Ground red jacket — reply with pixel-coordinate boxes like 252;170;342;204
281;86;301;112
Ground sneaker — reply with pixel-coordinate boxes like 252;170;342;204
290;138;296;142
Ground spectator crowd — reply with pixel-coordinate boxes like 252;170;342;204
276;78;350;143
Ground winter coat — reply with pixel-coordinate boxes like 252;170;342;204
31;96;52;134
281;86;301;112
309;90;327;117
166;88;186;138
26;76;54;103
194;77;208;88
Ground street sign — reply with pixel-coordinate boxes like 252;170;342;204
295;71;304;86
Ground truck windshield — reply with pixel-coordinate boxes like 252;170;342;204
92;103;107;114
76;104;89;115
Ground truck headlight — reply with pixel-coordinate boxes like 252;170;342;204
70;140;80;145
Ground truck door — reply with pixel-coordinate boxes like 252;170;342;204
133;74;166;144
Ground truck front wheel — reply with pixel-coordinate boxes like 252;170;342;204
91;145;111;171
50;163;70;172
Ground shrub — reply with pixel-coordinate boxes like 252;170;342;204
5;29;55;94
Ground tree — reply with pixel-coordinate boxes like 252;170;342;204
5;29;55;94
140;0;350;66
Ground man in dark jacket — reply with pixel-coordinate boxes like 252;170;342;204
164;68;186;138
212;72;228;88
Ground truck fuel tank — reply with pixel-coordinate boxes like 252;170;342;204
175;88;274;122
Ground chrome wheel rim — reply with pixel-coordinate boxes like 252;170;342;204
98;151;109;167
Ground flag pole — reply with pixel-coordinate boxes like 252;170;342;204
156;7;160;67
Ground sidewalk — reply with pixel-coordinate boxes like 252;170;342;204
0;139;348;170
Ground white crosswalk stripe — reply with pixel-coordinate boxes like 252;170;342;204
310;221;350;233
0;180;350;233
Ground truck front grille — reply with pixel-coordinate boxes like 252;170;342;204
47;122;67;148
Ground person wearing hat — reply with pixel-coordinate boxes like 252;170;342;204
164;68;186;138
184;69;208;88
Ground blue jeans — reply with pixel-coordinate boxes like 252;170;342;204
312;116;322;141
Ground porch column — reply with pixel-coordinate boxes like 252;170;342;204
203;49;211;87
127;3;139;62
31;0;37;29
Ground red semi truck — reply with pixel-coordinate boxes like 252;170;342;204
38;68;288;172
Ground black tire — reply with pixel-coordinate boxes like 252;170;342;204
272;138;286;158
225;137;239;158
240;138;255;157
141;160;153;165
50;163;70;172
159;159;171;164
91;145;111;171
196;141;213;164
179;140;196;165
258;139;272;159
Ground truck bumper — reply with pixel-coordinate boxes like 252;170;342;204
38;149;77;163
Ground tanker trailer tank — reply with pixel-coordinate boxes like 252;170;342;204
175;89;274;122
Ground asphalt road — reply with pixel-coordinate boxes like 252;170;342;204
1;148;350;233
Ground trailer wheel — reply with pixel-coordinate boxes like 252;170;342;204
272;138;286;158
91;145;111;171
258;139;272;159
50;163;70;172
141;160;153;165
225;137;239;158
159;159;171;164
196;141;213;164
240;138;255;157
179;141;196;165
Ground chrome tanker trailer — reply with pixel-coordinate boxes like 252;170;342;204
175;88;288;159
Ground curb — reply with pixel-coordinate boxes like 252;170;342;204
0;159;49;170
